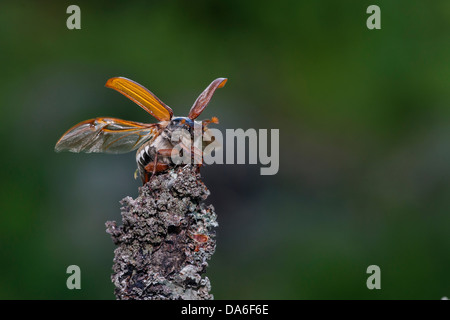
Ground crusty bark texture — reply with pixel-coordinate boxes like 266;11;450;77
106;165;218;300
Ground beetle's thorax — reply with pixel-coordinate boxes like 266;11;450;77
166;116;202;135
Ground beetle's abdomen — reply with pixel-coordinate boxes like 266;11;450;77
136;142;156;183
135;136;174;183
136;143;153;167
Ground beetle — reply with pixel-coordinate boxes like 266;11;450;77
55;77;227;184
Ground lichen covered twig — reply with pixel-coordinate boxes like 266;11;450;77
105;165;218;300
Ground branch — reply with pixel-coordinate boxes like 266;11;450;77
105;165;218;300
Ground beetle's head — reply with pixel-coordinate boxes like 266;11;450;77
168;117;195;134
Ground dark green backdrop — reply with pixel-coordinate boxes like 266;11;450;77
0;0;449;299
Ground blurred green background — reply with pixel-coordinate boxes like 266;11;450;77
0;0;449;299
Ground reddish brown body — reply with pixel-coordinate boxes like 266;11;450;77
55;77;227;184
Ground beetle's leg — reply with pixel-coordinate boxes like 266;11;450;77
143;148;174;184
157;148;174;157
144;162;170;183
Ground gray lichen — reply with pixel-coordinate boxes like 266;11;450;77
105;165;218;300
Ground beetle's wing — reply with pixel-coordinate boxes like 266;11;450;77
188;78;227;120
55;117;162;154
106;77;173;121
